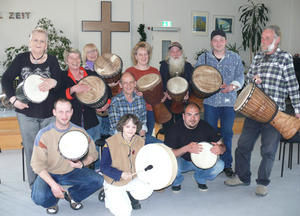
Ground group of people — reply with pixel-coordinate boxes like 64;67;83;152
1;24;300;215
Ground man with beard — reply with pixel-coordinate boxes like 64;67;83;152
225;25;300;196
164;102;225;192
159;42;194;132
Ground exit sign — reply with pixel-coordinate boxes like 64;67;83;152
161;21;172;27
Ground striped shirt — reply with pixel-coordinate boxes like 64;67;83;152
247;48;300;113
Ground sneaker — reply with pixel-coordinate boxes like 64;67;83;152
127;191;141;210
46;205;58;214
224;176;250;187
223;168;234;177
255;184;268;196
64;192;83;210
197;183;208;192
171;185;181;193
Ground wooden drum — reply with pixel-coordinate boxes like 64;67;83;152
167;76;188;114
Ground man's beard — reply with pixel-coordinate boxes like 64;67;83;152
168;55;185;77
262;39;276;53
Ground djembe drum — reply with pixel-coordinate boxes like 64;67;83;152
167;76;188;114
136;73;172;124
234;83;300;139
94;53;122;96
191;142;218;169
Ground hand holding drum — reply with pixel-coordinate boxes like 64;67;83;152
190;142;218;169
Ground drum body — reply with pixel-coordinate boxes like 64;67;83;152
76;75;108;109
191;65;223;98
191;142;218;169
58;130;89;161
167;76;188;113
135;143;178;190
16;74;49;104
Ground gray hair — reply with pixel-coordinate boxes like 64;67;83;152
64;48;82;64
264;25;281;38
30;28;48;43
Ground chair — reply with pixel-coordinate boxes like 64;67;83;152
278;133;300;177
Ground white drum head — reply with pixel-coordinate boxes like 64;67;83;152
135;144;178;190
191;142;217;169
167;77;188;94
24;74;49;103
58;130;89;161
136;73;161;91
234;83;254;111
129;178;153;200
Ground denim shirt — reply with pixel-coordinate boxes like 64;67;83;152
195;50;244;107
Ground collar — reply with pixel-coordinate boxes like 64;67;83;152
67;67;88;83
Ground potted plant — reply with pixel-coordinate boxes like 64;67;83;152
239;0;269;62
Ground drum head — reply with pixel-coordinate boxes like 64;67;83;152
136;73;161;92
58;130;89;161
76;75;106;104
234;83;254;111
94;53;122;78
129;178;153;200
135;144;178;190
167;76;188;94
23;74;49;103
192;65;222;94
191;142;217;169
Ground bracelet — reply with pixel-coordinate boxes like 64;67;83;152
12;98;17;105
80;160;84;169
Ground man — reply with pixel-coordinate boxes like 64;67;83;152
31;98;103;214
108;71;161;144
225;25;300;196
195;29;244;177
164;102;225;192
159;42;194;132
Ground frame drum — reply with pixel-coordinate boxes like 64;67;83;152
16;74;49;104
58;130;89;161
191;142;217;169
76;75;108;109
167;76;188;114
135;143;178;190
192;65;223;98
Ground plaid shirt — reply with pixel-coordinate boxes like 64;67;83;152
247;48;300;113
108;92;147;135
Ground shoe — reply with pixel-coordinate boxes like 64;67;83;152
223;168;234;177
224;176;250;187
255;184;268;196
197;183;208;192
98;188;105;202
46;205;58;214
171;185;181;193
64;192;83;210
127;192;141;210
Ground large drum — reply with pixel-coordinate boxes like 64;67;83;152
191;65;223;98
94;53;122;96
135;143;178;190
167;76;188;114
76;75;108;109
58;130;89;161
191;142;218;169
15;74;49;104
136;73;172;124
235;83;300;139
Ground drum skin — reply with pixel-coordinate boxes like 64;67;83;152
191;142;217;169
191;65;223;98
167;76;188;114
135;143;178;190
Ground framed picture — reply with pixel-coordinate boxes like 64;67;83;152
192;11;209;35
214;15;234;34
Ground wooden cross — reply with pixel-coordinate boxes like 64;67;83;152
82;1;130;54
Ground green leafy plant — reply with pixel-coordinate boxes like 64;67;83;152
2;17;71;70
194;48;209;61
239;0;269;62
137;24;147;42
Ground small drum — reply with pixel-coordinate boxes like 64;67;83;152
135;143;178;190
76;75;108;109
15;74;49;104
167;76;188;114
94;53;123;96
235;83;300;139
128;178;153;200
192;65;223;98
136;73;172;124
191;142;218;169
58;130;89;161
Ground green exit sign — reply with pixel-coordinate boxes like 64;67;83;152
161;21;172;27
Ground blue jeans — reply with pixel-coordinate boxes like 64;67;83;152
172;157;224;186
235;118;281;186
31;168;103;208
145;134;163;144
204;104;235;168
17;112;54;187
146;110;155;136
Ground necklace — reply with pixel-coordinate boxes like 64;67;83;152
30;52;45;64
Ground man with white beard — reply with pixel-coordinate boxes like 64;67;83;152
159;42;194;133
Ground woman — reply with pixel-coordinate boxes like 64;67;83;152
125;41;160;136
100;114;152;216
1;28;61;188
